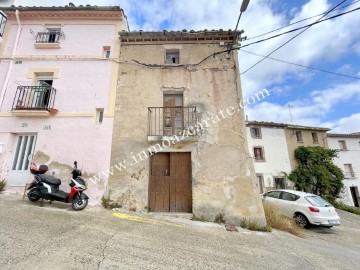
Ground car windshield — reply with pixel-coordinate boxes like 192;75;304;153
305;196;331;207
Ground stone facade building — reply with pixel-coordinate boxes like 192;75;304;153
108;30;266;224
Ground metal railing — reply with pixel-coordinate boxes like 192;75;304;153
35;31;61;43
148;107;197;136
12;85;56;111
344;171;357;179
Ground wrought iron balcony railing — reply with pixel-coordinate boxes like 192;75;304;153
344;171;357;179
148;107;197;136
36;31;61;43
12;85;56;112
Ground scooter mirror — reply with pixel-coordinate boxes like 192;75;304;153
74;161;77;169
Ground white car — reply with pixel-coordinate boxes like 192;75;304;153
262;189;341;228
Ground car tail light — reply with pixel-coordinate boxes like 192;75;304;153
308;206;320;212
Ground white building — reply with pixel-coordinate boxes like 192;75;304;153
246;121;292;193
328;133;360;207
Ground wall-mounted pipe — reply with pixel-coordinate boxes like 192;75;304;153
0;9;22;110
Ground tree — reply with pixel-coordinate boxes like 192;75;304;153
289;146;344;202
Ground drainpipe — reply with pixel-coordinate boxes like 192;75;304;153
0;9;21;110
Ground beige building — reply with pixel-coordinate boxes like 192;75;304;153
108;30;265;224
284;125;329;170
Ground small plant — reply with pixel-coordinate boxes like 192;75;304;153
333;201;360;216
101;195;111;209
0;179;6;193
214;212;225;224
239;218;272;232
101;195;121;209
191;214;209;222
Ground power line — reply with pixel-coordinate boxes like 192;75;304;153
240;0;348;75
240;49;360;80
240;6;360;49
247;0;360;40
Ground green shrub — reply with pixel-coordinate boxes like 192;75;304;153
239;218;272;232
333;201;360;216
191;214;209;222
214;212;225;224
0;179;6;193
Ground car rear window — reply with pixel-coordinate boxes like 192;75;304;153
305;196;331;207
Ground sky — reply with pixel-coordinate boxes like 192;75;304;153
3;0;360;133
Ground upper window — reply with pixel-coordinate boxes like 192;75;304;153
165;49;179;64
312;132;319;144
103;46;111;59
251;127;262;138
338;140;347;150
295;131;303;142
344;164;355;178
253;147;265;161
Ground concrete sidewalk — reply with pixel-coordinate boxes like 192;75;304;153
0;194;359;270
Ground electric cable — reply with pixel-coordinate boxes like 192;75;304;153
240;49;360;80
240;6;360;49
247;0;360;40
240;0;349;75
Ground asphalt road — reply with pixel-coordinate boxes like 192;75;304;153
0;194;359;270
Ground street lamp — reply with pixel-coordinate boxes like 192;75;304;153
0;10;7;37
235;0;251;32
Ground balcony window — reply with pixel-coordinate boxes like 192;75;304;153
34;27;62;48
148;107;197;137
12;84;57;115
344;164;355;178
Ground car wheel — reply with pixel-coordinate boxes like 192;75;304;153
294;213;308;228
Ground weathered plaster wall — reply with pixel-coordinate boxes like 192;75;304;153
109;42;266;224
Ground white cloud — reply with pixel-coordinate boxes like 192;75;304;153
246;80;360;129
328;113;360;133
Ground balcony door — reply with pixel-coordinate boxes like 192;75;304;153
163;94;183;136
34;78;53;109
7;134;37;186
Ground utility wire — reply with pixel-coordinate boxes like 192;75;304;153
240;49;360;80
247;0;360;40
240;0;349;75
240;6;360;49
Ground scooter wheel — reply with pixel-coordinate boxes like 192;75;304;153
72;195;88;211
28;188;41;202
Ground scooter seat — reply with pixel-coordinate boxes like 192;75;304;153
39;174;61;186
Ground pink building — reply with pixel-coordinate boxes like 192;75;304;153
0;5;128;204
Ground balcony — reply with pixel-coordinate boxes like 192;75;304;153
34;32;61;49
148;107;197;141
344;172;357;179
11;85;57;116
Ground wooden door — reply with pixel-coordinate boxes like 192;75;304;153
163;94;183;136
149;152;192;212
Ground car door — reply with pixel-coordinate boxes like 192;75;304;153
278;191;299;216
